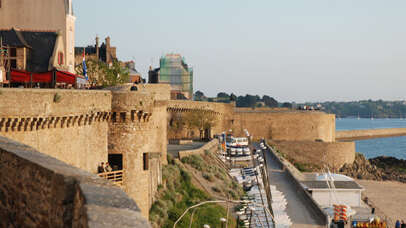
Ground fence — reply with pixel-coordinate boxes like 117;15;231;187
98;170;124;187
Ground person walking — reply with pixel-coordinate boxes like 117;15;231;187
396;220;401;228
401;220;406;228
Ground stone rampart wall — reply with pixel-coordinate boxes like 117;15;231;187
232;110;336;142
336;128;406;141
0;136;150;228
178;139;219;159
108;89;167;218
141;84;171;101
0;89;112;173
271;140;355;169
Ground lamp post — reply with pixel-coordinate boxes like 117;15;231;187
173;199;274;228
220;217;227;228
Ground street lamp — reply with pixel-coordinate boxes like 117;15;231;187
173;199;274;228
220;217;227;228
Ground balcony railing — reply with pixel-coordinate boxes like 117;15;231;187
98;170;123;187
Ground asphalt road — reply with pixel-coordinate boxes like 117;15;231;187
167;142;206;158
256;143;325;228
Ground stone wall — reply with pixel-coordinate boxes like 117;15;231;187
0;136;150;227
336;128;406;141
167;100;234;139
232;110;336;142
178;139;219;159
0;89;111;173
108;89;168;218
167;102;335;142
0;87;170;219
271;140;355;169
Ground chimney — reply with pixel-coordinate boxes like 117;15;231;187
95;36;100;60
105;36;111;64
105;36;111;49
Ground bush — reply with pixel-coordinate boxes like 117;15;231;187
181;155;206;171
203;173;214;182
212;186;221;193
53;93;62;103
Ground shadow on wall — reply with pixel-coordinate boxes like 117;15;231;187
270;140;355;170
0;136;150;228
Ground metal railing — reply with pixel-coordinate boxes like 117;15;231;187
98;170;124;187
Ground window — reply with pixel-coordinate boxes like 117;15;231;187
143;153;149;170
58;52;64;65
0;0;2;8
10;48;16;57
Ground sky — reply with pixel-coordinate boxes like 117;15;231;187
74;0;406;103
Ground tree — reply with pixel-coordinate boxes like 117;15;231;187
263;95;278;107
217;92;230;98
230;93;237;101
281;102;293;108
75;58;104;86
75;59;129;87
101;60;129;87
194;90;206;101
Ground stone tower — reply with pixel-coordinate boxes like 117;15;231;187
108;85;169;218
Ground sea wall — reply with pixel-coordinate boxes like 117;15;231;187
0;136;150;228
264;141;329;227
336;128;406;141
271;140;355;169
232;110;336;142
0;88;111;173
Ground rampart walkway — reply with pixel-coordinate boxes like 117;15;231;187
167;142;205;158
336;128;406;141
257;143;325;228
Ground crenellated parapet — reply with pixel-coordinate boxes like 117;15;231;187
0;112;112;132
167;100;233;116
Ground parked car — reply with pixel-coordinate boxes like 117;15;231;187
243;147;250;155
237;147;243;155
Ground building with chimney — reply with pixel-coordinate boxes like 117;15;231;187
148;54;193;100
0;0;76;73
75;36;117;66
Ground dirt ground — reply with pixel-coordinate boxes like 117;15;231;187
356;179;406;226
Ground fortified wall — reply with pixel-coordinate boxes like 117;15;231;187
166;103;354;168
232;109;336;142
167;100;234;139
0;85;170;219
0;89;111;173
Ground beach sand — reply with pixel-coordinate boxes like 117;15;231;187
356;179;406;226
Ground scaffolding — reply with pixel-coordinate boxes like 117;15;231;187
158;54;193;99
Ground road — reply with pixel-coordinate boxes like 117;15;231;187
255;143;325;228
167;142;206;158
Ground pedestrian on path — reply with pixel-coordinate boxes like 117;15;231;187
396;220;401;228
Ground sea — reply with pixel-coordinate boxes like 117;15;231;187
336;118;406;160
